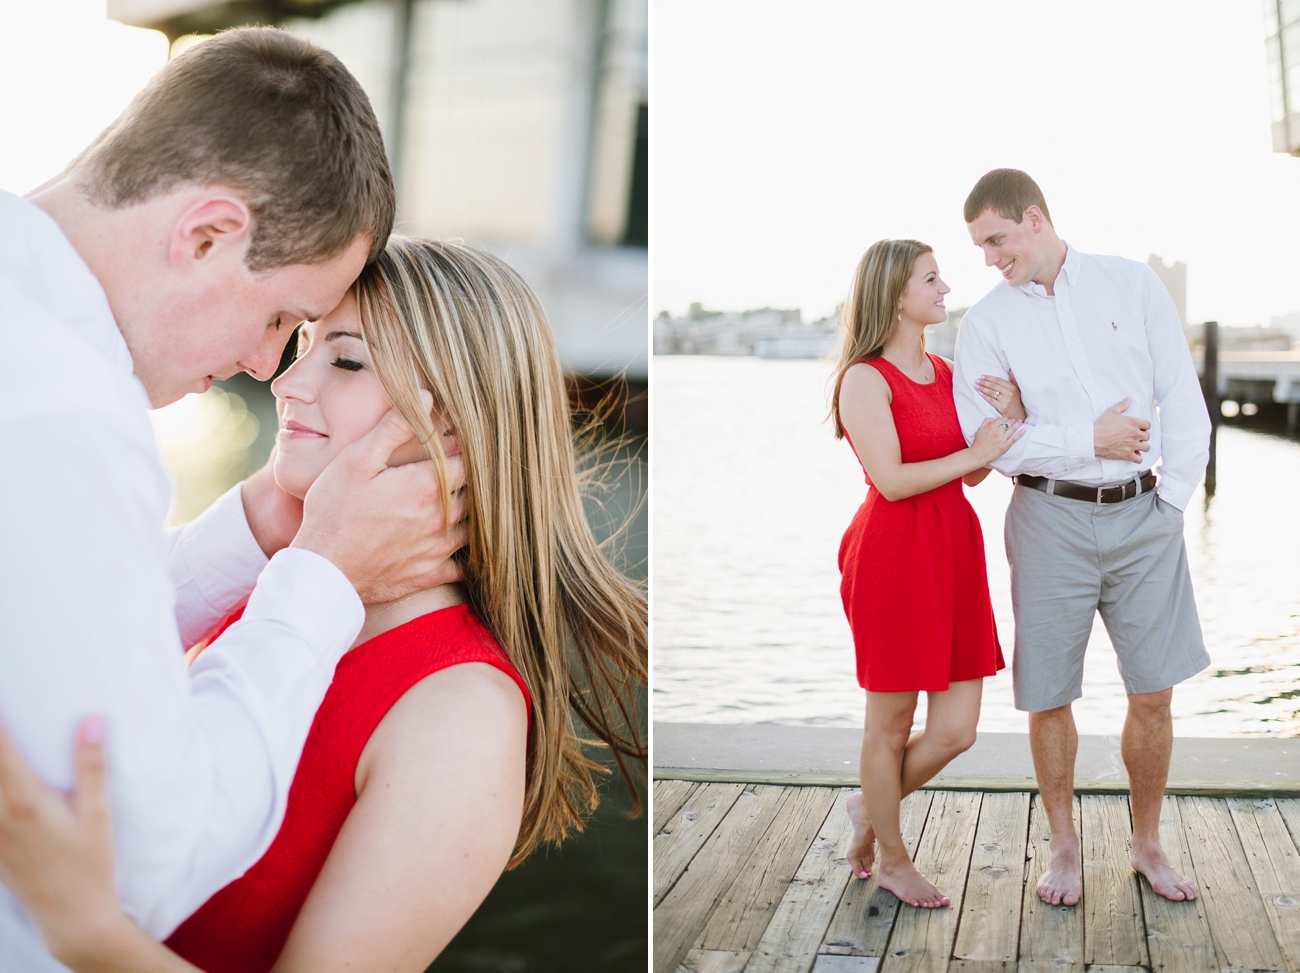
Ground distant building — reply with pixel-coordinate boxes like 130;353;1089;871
1271;311;1300;340
1264;0;1300;155
1147;254;1187;325
654;305;838;357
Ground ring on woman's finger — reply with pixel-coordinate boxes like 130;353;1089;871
1002;421;1010;430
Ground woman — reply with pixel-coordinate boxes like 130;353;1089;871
0;238;647;971
831;238;1022;909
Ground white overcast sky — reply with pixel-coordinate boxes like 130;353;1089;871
651;0;1300;325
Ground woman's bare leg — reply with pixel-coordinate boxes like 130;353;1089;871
848;680;983;902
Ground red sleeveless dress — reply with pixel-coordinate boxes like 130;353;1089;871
165;603;530;972
838;354;1004;692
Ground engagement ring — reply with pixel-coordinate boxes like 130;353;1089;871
1002;421;1010;430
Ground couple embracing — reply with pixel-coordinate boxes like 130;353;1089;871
0;26;645;973
833;169;1211;910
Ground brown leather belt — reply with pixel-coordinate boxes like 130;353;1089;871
1014;470;1157;504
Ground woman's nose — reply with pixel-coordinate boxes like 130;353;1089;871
270;356;313;402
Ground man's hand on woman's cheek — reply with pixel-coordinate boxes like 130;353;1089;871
291;408;469;605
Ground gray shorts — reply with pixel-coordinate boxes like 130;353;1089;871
1005;483;1209;712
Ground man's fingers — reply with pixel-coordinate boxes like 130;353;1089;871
1105;398;1131;414
345;409;419;476
72;719;109;831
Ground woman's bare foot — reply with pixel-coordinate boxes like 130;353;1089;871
1131;842;1198;901
846;792;876;879
1036;834;1082;906
876;856;949;908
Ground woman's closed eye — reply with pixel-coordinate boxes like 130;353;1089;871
331;356;364;372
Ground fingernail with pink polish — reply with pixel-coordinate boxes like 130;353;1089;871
82;716;105;744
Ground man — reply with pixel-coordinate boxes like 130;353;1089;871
0;28;465;968
952;169;1211;906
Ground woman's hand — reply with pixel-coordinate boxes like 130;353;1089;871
0;720;203;972
971;416;1025;465
0;717;134;968
976;371;1025;421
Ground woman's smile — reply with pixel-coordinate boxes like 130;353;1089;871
279;418;328;440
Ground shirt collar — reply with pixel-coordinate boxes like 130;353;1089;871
1018;241;1080;298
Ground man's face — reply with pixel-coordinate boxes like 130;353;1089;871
966;207;1043;289
133;234;371;407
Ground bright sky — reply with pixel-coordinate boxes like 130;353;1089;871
652;0;1300;325
0;0;168;197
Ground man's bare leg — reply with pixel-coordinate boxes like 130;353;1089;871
1029;703;1082;905
1123;688;1198;901
848;681;981;885
851;691;949;907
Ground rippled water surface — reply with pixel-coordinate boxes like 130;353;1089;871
653;355;1300;736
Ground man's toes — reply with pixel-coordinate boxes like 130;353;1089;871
1062;890;1080;906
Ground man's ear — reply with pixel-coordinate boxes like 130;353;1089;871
168;194;252;270
1024;205;1045;233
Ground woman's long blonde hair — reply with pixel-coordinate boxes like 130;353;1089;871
354;237;647;867
829;238;932;439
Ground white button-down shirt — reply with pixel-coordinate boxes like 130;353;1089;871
952;244;1211;511
0;191;364;968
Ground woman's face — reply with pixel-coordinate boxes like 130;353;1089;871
270;293;398;500
898;252;951;327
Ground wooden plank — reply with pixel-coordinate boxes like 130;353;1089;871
674;948;750;973
655;779;699;834
698;786;839;952
947;962;1014;973
1083;967;1147;972
1227;796;1300;971
654;782;746;905
1081;794;1147;967
744;789;859;973
1276;796;1300;850
953;791;1031;962
1178;795;1286;972
1138;795;1218;973
821;790;934;957
653;785;791;973
1018;794;1083;973
877;790;984;973
811;957;881;973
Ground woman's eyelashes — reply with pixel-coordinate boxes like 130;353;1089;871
330;356;364;372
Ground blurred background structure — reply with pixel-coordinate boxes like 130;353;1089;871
0;0;646;968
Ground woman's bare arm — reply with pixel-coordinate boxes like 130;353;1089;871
273;662;527;972
839;363;1022;502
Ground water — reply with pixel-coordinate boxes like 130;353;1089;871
653;355;1300;737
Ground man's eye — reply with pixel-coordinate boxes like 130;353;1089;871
331;357;364;372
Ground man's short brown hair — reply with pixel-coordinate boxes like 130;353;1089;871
69;27;394;270
963;168;1052;226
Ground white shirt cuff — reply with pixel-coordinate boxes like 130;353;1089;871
239;548;364;664
1155;473;1194;511
1066;422;1094;468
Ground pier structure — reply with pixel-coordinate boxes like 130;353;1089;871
1195;349;1300;430
654;723;1300;973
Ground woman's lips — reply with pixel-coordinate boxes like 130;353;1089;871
280;420;327;440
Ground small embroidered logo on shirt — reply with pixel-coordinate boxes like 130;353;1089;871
1111;321;1117;331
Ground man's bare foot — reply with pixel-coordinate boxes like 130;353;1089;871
1037;835;1082;906
876;857;949;908
1131;843;1198;901
846;792;876;879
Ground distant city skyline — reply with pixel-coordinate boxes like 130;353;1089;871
652;1;1300;327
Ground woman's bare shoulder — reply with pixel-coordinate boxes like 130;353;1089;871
357;662;528;793
840;359;891;405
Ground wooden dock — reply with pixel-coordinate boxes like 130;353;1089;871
653;779;1300;973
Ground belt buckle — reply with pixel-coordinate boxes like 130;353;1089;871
1098;484;1119;505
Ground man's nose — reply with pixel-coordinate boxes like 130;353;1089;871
239;329;294;381
983;248;998;267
